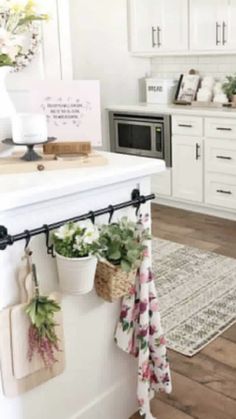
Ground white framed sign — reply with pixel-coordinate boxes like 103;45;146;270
31;81;102;146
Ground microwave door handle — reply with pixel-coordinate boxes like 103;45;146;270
154;125;164;153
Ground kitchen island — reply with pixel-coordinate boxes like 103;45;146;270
0;152;165;419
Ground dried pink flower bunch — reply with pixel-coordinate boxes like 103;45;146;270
25;264;61;368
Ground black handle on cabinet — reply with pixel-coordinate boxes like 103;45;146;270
152;26;156;47
216;22;221;45
157;26;161;47
216;127;232;131
216;189;232;195
178;124;193;128
216;155;232;160
196;143;201;160
222;21;227;45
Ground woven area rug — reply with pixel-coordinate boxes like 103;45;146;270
152;238;236;356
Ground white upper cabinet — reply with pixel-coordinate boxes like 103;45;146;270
129;0;236;55
190;0;236;52
190;0;226;51
129;0;188;53
224;0;236;50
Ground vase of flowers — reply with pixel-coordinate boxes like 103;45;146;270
53;220;100;296
0;1;48;133
0;66;15;119
95;217;150;302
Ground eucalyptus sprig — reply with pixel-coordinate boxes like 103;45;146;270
97;217;150;273
25;264;61;368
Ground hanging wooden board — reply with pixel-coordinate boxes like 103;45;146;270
0;152;108;175
0;292;65;398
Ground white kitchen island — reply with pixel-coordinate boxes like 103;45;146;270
0;152;165;419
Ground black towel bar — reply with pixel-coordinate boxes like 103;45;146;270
0;189;155;251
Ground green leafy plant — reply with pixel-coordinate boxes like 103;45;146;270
25;264;61;368
97;217;150;273
222;74;236;98
53;220;100;258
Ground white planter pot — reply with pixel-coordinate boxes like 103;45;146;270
55;253;97;295
0;66;16;140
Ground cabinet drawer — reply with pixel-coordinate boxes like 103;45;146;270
205;118;236;139
172;115;203;136
205;174;236;211
205;138;236;176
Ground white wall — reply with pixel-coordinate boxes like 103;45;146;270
69;0;150;150
151;55;236;81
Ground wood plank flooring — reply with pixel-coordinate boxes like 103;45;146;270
131;204;236;419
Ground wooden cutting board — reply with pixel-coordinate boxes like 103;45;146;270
0;152;108;174
0;291;65;397
10;299;64;380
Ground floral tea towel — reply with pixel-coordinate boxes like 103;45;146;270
115;218;172;418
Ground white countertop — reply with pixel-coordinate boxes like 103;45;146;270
108;103;236;118
0;151;165;212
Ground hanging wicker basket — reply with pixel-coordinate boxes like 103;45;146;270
95;260;137;302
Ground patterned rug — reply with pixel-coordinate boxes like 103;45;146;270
152;238;236;356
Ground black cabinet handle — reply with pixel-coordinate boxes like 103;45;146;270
216;22;221;45
178;124;193;128
196;143;200;160
157;26;161;47
216;155;232;160
216;189;232;195
222;21;227;45
216;127;232;131
151;26;156;47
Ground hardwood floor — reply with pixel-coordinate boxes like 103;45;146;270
131;204;236;419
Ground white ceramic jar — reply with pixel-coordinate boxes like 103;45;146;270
11;113;48;144
55;253;98;295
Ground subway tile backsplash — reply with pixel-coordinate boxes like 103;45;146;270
151;55;236;81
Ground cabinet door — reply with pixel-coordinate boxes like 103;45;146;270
158;0;188;52
172;136;203;203
225;0;236;50
190;0;227;51
128;0;158;52
152;169;172;197
129;0;188;53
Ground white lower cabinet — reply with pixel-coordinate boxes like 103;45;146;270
172;135;203;203
205;138;236;176
152;169;172;197
205;174;236;210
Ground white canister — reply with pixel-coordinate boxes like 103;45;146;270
11;113;48;144
55;253;97;295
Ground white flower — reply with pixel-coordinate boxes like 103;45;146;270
76;219;93;230
54;224;76;240
0;27;21;56
83;226;99;244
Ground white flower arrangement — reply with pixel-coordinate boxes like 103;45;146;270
0;0;48;70
53;220;100;258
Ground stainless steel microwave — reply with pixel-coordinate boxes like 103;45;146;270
109;111;172;167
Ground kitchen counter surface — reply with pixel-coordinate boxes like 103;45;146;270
108;103;236;118
0;151;165;212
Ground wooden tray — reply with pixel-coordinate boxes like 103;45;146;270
0;152;108;175
0;260;65;398
0;293;65;398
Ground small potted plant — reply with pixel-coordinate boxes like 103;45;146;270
95;217;150;302
223;74;236;104
53;220;100;295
